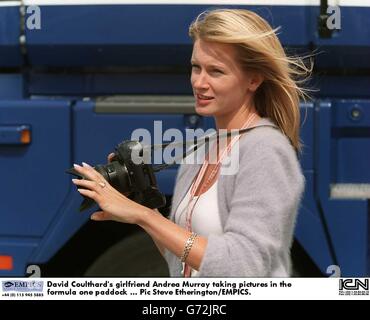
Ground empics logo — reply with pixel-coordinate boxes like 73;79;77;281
339;279;369;296
2;280;44;293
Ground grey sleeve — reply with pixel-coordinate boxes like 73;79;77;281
198;135;305;277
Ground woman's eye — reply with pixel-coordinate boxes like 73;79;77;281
211;69;223;74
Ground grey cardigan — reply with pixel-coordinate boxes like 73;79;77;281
164;118;305;277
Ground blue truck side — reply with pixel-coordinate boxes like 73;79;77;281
0;1;369;277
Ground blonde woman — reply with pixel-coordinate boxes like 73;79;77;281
72;9;309;277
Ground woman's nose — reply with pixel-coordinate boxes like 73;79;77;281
192;72;209;90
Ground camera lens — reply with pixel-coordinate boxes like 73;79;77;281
95;162;131;196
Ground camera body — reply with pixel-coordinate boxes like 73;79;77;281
67;140;166;212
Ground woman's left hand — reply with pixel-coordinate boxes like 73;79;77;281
71;162;150;224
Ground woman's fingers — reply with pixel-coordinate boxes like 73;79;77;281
72;161;141;225
72;178;102;191
73;162;104;182
77;188;98;200
90;211;112;221
107;153;115;162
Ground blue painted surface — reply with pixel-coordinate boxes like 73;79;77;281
0;100;71;237
314;7;370;46
0;74;24;100
312;100;369;276
29;73;193;96
313;76;370;99
295;171;333;274
0;242;38;277
22;5;369;67
331;100;370;184
24;5;308;67
333;100;370;128
294;99;370;276
29;190;94;263
0;6;22;66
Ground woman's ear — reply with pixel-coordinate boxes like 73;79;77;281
248;73;264;93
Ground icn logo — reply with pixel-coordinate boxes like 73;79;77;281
339;279;369;296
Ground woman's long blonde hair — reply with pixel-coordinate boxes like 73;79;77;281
189;9;312;153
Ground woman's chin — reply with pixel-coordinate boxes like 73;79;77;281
195;105;215;116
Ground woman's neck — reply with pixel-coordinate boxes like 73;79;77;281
215;105;260;130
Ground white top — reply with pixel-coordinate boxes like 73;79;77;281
175;179;222;237
174;179;222;277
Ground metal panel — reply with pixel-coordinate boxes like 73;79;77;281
0;242;38;277
28;73;193;96
295;171;333;273
313;100;369;276
332;100;370;184
95;95;196;114
0;99;71;237
0;5;22;67
25;4;311;66
0;75;24;100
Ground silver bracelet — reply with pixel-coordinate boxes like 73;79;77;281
180;232;197;263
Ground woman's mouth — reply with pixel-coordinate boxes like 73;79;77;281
196;94;214;106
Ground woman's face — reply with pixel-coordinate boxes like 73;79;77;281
190;39;256;119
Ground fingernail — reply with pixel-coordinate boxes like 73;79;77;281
72;179;77;183
73;163;81;169
82;162;91;168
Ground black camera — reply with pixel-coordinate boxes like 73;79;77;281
66;140;166;212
